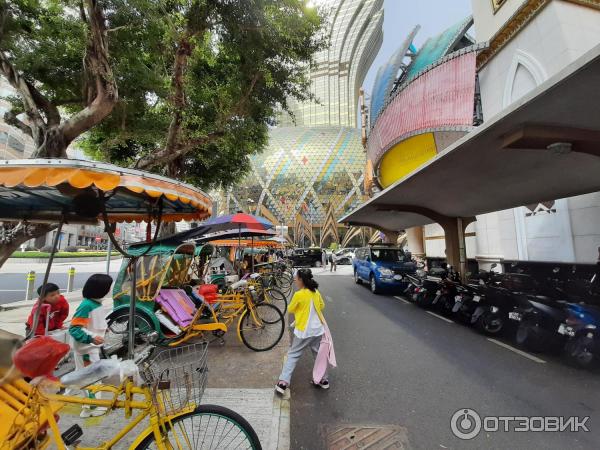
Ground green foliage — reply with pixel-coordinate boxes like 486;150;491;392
2;0;325;190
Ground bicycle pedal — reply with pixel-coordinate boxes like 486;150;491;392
62;424;83;446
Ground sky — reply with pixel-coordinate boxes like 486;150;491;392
363;0;474;98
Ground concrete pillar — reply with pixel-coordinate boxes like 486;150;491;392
439;217;474;282
406;226;425;257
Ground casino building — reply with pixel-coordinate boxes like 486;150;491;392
220;0;384;246
345;0;600;275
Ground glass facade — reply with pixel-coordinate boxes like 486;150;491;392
223;126;366;225
279;0;384;127
224;1;384;232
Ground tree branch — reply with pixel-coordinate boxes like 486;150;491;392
3;110;32;137
25;80;61;126
61;0;118;145
135;130;225;170
0;51;46;132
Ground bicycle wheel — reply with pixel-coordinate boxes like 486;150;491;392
238;303;285;352
265;287;288;314
136;404;262;450
104;310;156;358
275;275;292;296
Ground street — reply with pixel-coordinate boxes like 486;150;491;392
0;260;121;304
290;269;600;449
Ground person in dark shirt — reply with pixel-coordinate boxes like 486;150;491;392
26;283;69;336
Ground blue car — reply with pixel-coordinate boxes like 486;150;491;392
353;245;416;294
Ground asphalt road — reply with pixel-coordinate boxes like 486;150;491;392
0;270;119;304
289;270;600;450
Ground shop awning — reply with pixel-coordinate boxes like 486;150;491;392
341;43;600;231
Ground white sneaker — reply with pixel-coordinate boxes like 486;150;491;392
80;407;107;418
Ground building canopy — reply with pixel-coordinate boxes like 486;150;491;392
341;43;600;232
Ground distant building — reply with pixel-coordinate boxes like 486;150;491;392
222;0;384;246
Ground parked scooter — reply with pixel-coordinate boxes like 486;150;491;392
412;265;452;308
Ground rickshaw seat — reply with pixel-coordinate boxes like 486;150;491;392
190;290;221;312
156;289;196;328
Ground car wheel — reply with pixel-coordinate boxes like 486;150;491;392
515;319;547;352
565;332;596;369
476;312;504;335
354;270;362;284
370;275;380;295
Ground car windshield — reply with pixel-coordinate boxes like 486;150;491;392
371;249;404;262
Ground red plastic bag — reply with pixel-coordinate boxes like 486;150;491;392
203;293;219;304
13;336;70;378
199;284;218;296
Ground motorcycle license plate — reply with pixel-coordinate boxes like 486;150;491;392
394;275;402;280
508;312;522;321
472;296;481;303
557;324;575;336
454;295;462;302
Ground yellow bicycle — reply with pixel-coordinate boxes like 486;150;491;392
1;343;261;449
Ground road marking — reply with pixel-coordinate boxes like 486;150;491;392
487;338;546;364
394;296;411;304
426;311;454;323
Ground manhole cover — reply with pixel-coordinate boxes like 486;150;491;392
326;424;410;450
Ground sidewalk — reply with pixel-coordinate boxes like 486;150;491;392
0;290;86;335
0;291;291;449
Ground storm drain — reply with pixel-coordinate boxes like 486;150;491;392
326;424;410;450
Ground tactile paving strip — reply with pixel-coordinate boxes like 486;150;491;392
326;424;410;450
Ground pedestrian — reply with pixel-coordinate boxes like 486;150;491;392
321;250;328;269
275;268;333;395
330;251;337;272
25;283;69;336
69;273;113;418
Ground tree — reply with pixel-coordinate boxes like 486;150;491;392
0;0;118;157
82;0;325;190
0;0;325;262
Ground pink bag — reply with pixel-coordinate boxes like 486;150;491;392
312;295;337;384
156;289;196;328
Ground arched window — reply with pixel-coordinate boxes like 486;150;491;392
503;50;547;108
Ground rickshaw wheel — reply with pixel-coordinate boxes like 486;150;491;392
104;309;158;358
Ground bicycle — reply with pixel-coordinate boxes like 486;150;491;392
1;342;262;449
154;280;285;352
245;273;289;314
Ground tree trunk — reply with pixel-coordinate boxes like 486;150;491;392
0;223;56;267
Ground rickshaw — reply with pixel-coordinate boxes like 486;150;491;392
0;159;262;449
104;237;286;354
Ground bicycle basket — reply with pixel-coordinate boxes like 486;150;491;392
140;342;208;416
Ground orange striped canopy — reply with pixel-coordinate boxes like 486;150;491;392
0;159;212;223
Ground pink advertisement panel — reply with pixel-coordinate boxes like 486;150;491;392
368;52;477;165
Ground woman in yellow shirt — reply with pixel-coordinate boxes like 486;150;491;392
276;269;328;395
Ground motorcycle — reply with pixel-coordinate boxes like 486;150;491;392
412;265;451;308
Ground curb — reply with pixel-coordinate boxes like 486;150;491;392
0;290;84;311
